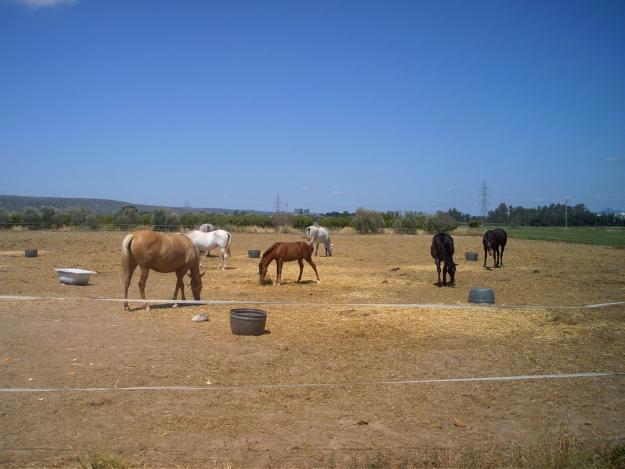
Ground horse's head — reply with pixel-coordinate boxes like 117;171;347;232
258;261;269;284
484;232;494;256
189;271;204;300
449;262;457;283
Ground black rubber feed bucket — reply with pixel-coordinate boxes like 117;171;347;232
468;288;495;304
248;249;261;258
230;308;267;335
465;252;478;261
24;249;38;258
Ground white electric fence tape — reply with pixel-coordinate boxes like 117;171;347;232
0;372;620;394
0;294;623;310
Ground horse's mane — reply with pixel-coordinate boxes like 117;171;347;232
261;243;279;262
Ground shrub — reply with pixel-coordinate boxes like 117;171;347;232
21;208;42;229
0;208;9;229
468;218;481;228
394;212;428;234
113;205;141;230
352;208;385;234
291;215;314;229
426;211;458;234
151;208;180;231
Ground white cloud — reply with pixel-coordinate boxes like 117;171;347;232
442;187;453;192
330;190;340;195
606;156;619;162
12;0;76;7
301;185;312;192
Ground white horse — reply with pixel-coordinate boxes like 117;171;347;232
186;229;232;269
197;224;215;255
198;223;215;233
304;225;333;256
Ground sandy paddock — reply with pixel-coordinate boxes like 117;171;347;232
1;230;624;467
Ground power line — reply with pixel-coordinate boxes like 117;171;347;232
275;193;281;213
479;181;489;220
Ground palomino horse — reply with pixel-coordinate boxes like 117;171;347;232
258;241;320;285
483;228;507;268
121;230;203;311
431;232;457;287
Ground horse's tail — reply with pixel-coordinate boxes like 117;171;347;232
120;233;134;290
225;232;232;256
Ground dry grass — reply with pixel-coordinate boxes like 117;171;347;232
0;231;624;468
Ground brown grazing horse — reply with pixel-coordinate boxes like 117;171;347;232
121;230;203;310
430;232;457;287
483;228;507;268
258;241;320;285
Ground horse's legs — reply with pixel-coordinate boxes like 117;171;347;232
138;267;150;311
122;259;138;311
297;259;304;282
483;247;488;268
442;261;448;286
173;270;186;302
219;247;228;269
276;260;283;285
304;256;320;284
435;259;442;286
314;242;319;256
494;247;500;268
499;245;505;267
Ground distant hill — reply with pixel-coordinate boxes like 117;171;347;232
0;195;270;215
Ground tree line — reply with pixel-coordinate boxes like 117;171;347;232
0;202;622;232
486;202;624;227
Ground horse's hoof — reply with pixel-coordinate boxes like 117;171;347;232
316;281;320;285
172;303;178;308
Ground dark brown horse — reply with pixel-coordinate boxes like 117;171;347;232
431;233;456;287
121;230;203;310
258;241;320;285
483;228;507;268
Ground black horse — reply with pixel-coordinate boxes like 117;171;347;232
483;228;507;268
431;233;456;287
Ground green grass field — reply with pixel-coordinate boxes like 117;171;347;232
499;226;625;247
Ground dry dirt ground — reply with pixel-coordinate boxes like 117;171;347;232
0;230;624;468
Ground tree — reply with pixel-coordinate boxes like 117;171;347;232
0;208;9;229
382;211;400;228
21;208;41;229
393;211;427;234
39;206;57;229
352;208;385;234
291;215;314;229
113;205;141;230
488;203;509;224
426;211;458;234
179;212;199;230
151;208;180;231
447;208;471;222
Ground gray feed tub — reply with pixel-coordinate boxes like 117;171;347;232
25;249;38;258
54;268;96;286
468;287;495;304
248;249;261;258
465;252;478;261
230;308;267;335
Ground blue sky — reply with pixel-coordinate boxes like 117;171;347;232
1;0;624;214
